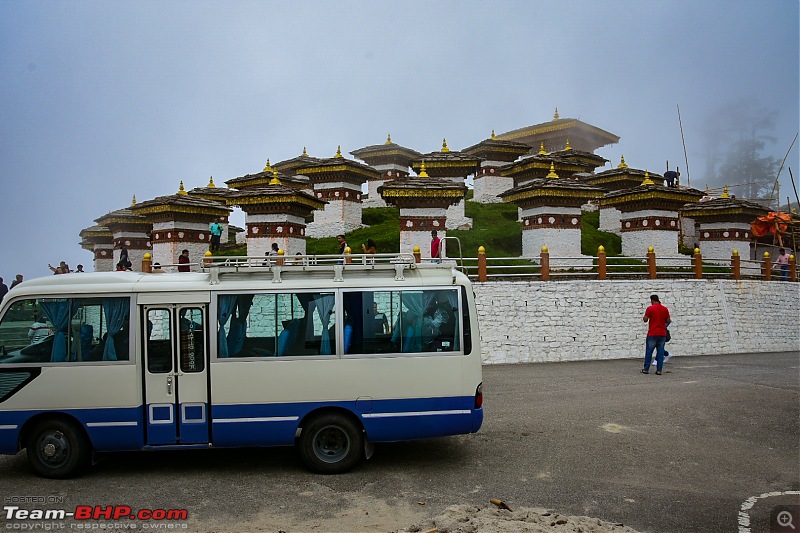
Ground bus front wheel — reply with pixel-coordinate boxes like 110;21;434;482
27;419;90;479
299;414;363;474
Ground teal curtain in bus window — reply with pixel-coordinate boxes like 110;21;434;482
39;299;75;363
314;294;335;355
102;298;130;361
226;295;253;356
399;292;423;353
445;290;460;350
217;296;237;358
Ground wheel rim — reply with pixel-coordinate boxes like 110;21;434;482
36;430;70;468
311;424;350;464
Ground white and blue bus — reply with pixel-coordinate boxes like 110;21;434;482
0;254;483;478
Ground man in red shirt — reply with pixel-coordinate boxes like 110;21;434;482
430;230;441;261
642;294;671;375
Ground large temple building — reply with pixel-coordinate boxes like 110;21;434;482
79;109;794;270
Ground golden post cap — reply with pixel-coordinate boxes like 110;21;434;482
694;248;701;254
478;246;486;254
541;245;548;253
143;253;151;260
732;249;739;256
648;246;654;253
204;251;212;257
598;245;605;253
764;252;770;258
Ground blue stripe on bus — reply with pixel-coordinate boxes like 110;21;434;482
0;398;483;454
0;407;144;454
211;396;482;447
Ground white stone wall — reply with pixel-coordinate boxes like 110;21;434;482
306;206;364;238
248;237;307;258
681;216;697;248
621;230;679;259
446;199;472;229
599;207;622;235
519;206;584;262
696;222;752;266
473;279;800;364
113;232;151;272
94;244;115;272
363;180;387;208
473;163;513;204
400;230;445;258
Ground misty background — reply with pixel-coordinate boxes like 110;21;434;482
1;1;798;280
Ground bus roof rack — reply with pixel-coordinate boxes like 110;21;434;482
201;253;454;284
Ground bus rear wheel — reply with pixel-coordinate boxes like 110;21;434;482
27;419;90;479
299;413;363;474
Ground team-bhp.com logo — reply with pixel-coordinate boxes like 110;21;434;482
4;505;188;526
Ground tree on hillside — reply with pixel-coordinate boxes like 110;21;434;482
717;137;778;200
700;99;779;199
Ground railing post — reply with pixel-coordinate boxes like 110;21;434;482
597;245;607;280
762;252;771;281
142;253;152;273
540;246;550;281
413;246;421;264
203;250;213;268
693;247;703;279
731;250;741;280
647;247;657;279
790;255;797;282
277;249;285;266
344;246;352;265
477;246;487;282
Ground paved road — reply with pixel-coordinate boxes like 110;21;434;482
1;351;798;532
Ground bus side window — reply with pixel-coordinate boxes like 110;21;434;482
147;309;171;373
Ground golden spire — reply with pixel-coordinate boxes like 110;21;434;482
302;147;308;156
441;138;450;152
335;145;343;158
418;160;429;178
491;129;496;140
618;155;628;169
270;169;281;185
705;185;710;194
263;159;272;172
641;171;655;186
539;142;547;155
565;139;572;151
385;133;392;145
553;107;559;121
720;185;730;198
178;181;188;195
207;176;216;188
546;163;559;179
131;195;137;206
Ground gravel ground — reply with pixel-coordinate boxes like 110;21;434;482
397;503;643;533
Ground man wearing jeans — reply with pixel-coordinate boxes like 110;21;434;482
642;294;671;375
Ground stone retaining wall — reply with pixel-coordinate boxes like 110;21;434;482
473;279;799;364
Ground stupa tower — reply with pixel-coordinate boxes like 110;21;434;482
350;134;422;208
462;130;530;203
130;182;232;270
79;225;114;272
496;108;620;153
379;161;467;256
300;146;381;238
410;139;480;229
94;196;153;271
226;170;326;256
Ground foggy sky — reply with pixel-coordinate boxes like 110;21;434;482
1;0;798;280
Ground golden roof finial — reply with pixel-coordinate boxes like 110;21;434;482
491;129;496;140
565;139;572;151
131;195;137;206
270;169;281;185
720;185;730;199
553;107;560;121
385;133;392;145
705;185;710;194
263;159;272;172
302;147;308;156
539;142;547;155
618;155;628;169
418;160;429;178
546;163;559;179
441;138;450;153
207;176;216;188
335;145;343;158
178;181;188;195
641;171;655;186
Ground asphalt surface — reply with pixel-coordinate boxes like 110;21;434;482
0;351;798;533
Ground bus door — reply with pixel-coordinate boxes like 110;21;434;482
142;304;209;445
